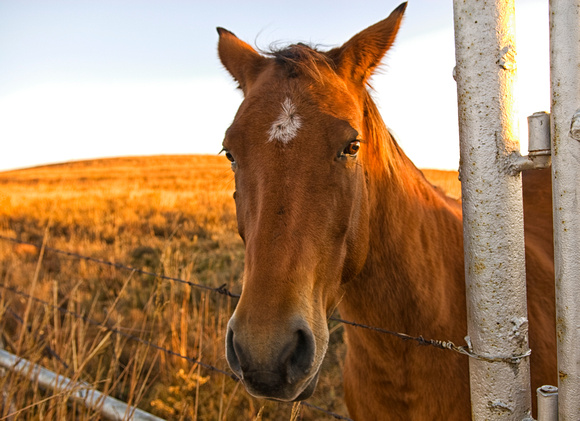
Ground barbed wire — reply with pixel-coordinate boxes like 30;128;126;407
0;235;239;298
0;234;531;365
0;281;237;380
328;317;531;364
0;282;352;420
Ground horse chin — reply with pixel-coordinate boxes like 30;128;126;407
252;370;321;403
292;370;320;401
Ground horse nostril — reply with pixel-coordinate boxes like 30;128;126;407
284;328;316;384
225;326;242;377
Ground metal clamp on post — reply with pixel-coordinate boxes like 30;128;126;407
509;111;552;174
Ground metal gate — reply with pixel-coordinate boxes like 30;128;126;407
452;0;580;419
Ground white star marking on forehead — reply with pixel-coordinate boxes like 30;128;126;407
268;97;302;144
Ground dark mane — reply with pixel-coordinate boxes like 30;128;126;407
265;43;336;80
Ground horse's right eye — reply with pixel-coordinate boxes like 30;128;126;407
339;140;361;159
343;140;361;156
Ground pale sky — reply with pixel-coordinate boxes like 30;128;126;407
0;0;549;172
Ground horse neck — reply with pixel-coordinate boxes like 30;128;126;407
341;99;465;338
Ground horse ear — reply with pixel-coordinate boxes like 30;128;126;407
328;2;407;85
217;27;266;94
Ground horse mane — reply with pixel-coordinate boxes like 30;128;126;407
265;43;336;82
362;90;459;206
361;91;406;181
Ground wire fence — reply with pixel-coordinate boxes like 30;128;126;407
0;233;531;419
0;235;456;348
0;234;527;363
0;282;351;420
0;234;351;420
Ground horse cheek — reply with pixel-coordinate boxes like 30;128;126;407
341;181;370;284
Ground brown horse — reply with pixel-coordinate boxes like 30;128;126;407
217;3;556;419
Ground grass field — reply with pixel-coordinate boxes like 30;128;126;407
0;155;460;420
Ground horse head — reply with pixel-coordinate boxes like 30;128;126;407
218;3;406;401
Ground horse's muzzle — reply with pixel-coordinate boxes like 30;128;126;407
225;317;319;401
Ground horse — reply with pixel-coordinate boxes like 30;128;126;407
217;3;556;419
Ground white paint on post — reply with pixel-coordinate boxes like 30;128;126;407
452;0;533;419
549;0;580;419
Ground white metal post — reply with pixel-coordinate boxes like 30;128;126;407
453;0;533;419
0;349;164;421
549;0;580;419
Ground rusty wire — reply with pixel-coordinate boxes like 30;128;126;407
3;305;69;370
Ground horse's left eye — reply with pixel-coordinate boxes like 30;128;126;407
343;140;361;156
220;148;238;171
225;151;235;163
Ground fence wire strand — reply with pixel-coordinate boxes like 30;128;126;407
0;281;237;380
328;317;531;364
4;305;69;370
0;234;239;298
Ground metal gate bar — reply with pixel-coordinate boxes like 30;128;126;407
549;0;580;419
452;0;533;418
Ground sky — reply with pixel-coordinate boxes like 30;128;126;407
0;0;550;172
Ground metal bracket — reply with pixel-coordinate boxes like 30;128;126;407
509;112;552;174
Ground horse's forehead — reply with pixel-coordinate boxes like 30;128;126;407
228;66;361;148
232;93;359;145
255;84;359;129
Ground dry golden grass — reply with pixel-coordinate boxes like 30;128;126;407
422;169;461;200
0;155;459;420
